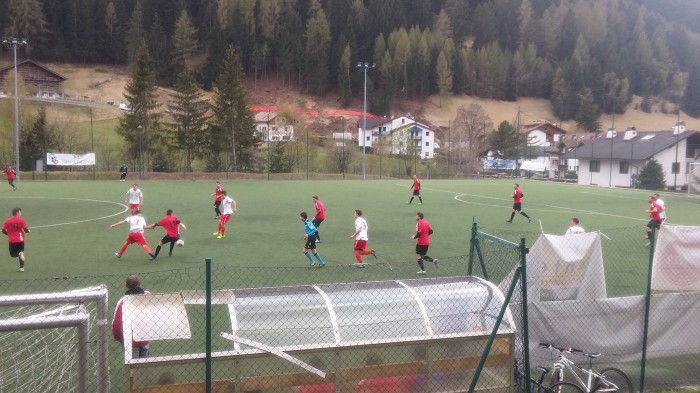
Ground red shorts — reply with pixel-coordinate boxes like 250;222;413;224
130;203;141;210
353;240;367;251
126;232;147;245
219;214;231;224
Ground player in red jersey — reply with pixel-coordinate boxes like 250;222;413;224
413;212;436;275
2;207;30;271
645;194;663;243
3;166;17;191
407;175;422;204
312;195;326;243
147;209;187;259
210;181;224;219
507;183;531;223
110;209;156;260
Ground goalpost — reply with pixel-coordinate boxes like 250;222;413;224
688;162;700;197
0;286;109;393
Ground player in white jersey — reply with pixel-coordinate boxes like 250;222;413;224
565;217;585;235
653;193;667;224
214;190;237;239
349;209;376;267
125;184;144;214
110;209;156;260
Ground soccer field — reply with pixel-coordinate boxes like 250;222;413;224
1;178;698;294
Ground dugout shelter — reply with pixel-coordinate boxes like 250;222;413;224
121;276;516;393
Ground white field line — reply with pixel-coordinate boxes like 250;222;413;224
0;196;128;229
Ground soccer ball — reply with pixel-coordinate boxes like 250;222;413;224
176;239;185;247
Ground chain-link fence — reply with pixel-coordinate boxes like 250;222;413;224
0;224;699;393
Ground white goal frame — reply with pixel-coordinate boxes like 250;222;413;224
0;285;109;393
688;162;700;197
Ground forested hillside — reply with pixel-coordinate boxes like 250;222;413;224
2;0;700;126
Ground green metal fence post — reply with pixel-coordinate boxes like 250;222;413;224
520;238;531;393
468;222;478;275
205;257;212;393
639;226;656;393
468;266;523;393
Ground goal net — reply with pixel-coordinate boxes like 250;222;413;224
689;163;700;197
0;286;109;393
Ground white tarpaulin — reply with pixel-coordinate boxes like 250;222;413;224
526;232;607;301
46;152;95;166
651;225;700;291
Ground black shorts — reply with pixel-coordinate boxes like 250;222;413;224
304;234;317;250
646;220;661;230
415;244;429;256
312;218;324;228
214;200;221;208
512;203;522;211
412;189;420;196
161;235;180;244
9;242;24;258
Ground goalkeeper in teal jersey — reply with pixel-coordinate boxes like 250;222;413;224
300;212;325;267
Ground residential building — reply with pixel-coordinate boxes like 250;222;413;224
357;115;436;158
562;124;700;189
254;112;294;142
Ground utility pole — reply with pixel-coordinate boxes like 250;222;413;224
357;62;374;179
2;38;27;179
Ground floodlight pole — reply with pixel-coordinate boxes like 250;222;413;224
3;38;27;179
357;62;374;179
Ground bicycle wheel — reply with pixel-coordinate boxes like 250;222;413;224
598;368;634;393
549;367;563;386
546;382;586;393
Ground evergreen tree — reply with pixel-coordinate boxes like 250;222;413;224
269;142;290;173
166;69;209;172
682;65;700;117
4;0;47;51
104;1;118;64
488;121;519;157
210;45;258;172
575;88;601;132
21;106;59;170
125;3;146;66
148;13;171;85
116;43;162;174
436;50;453;107
338;44;352;107
304;0;332;94
638;158;666;190
172;9;199;72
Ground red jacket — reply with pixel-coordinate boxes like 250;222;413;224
112;292;151;347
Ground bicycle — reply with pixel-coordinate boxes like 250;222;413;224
514;361;586;393
539;343;634;393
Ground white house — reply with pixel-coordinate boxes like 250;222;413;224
519;121;567;178
358;116;436;158
562;125;700;189
255;112;294;142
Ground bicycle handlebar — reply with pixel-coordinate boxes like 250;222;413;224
538;342;584;354
539;343;603;360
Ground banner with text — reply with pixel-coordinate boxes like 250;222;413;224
46;153;96;166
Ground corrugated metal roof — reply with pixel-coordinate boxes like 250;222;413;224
562;130;700;160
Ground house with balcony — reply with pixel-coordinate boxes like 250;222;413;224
358;115;436;158
254;112;294;142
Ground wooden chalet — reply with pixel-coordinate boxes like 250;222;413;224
0;59;66;98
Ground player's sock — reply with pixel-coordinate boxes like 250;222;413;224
417;259;425;271
169;243;175;255
305;252;315;264
214;207;221;217
509;212;515;221
118;244;128;256
18;252;25;268
521;212;531;219
423;255;433;262
314;253;325;265
419;197;423;203
154;245;162;257
408;197;414;204
354;251;363;263
360;250;372;256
